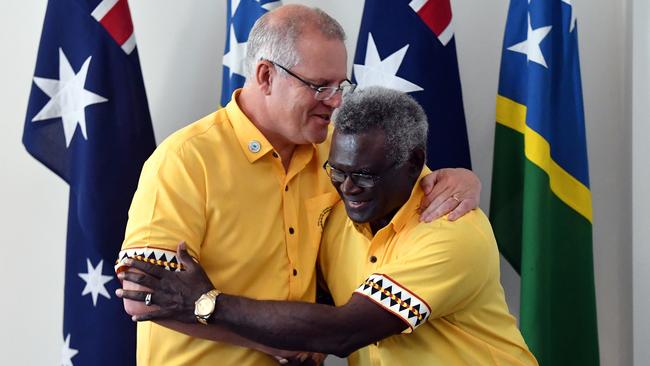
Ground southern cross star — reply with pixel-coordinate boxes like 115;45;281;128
60;333;79;366
353;33;423;93
31;48;107;147
78;258;113;306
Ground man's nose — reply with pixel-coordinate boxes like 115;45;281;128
322;91;343;108
340;175;362;195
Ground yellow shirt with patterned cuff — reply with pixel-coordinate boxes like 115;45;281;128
116;90;334;366
317;177;539;366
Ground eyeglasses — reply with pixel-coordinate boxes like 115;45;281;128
323;161;398;189
266;59;356;101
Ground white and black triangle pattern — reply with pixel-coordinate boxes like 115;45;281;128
355;273;431;331
114;247;183;273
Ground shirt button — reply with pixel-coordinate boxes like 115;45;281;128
248;140;261;153
272;151;279;158
369;256;377;263
293;269;298;276
289;227;295;235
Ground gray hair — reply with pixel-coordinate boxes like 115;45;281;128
245;6;346;79
333;86;428;165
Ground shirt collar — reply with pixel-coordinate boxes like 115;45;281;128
226;89;274;163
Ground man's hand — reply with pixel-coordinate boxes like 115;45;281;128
419;168;481;222
115;242;214;323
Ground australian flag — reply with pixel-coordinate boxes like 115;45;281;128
220;0;282;106
353;0;471;170
23;1;156;365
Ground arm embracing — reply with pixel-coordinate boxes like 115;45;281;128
117;243;407;358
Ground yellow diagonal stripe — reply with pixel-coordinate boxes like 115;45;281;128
496;95;593;222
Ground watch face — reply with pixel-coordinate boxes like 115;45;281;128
196;297;214;316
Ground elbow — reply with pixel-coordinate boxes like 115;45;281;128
328;333;365;358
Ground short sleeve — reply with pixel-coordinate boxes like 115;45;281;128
354;211;498;332
115;141;206;274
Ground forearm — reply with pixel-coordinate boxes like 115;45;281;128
153;320;289;356
211;294;383;357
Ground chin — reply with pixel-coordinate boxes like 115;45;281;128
305;128;329;145
344;202;378;225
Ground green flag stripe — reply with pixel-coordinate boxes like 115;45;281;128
496;95;592;222
490;123;599;364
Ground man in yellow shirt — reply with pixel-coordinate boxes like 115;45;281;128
116;4;480;366
118;86;537;365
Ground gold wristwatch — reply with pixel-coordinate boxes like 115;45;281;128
194;289;221;325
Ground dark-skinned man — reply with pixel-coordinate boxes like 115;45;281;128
117;86;538;366
115;5;481;366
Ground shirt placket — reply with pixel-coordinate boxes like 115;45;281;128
280;147;312;300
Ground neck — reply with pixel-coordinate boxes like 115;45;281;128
368;172;420;235
369;207;399;235
238;87;297;171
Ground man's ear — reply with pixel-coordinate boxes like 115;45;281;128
408;148;426;177
255;60;274;95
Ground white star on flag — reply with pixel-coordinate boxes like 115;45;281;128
78;259;113;306
562;0;577;32
222;24;248;78
507;13;552;68
31;48;108;147
60;333;79;366
353;33;423;93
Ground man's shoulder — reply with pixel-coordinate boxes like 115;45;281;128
405;209;498;255
158;109;231;153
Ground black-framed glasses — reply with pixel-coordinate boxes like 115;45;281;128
265;59;356;101
323;161;398;188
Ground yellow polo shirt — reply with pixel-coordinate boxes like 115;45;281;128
317;179;538;366
116;90;334;365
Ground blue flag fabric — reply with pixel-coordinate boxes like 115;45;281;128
352;0;471;170
23;1;156;364
220;0;283;106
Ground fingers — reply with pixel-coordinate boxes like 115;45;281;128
116;288;150;303
419;169;439;194
447;199;476;221
125;258;168;279
419;186;453;222
176;241;197;271
119;270;158;289
421;195;461;222
133;309;173;322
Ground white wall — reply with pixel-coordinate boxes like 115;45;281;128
0;0;637;364
632;0;650;364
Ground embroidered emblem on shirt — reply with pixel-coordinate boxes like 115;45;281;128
317;206;333;230
355;273;431;330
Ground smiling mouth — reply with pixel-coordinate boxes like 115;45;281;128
314;114;331;121
346;199;370;209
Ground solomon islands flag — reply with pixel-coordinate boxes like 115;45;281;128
352;0;471;170
23;0;156;364
489;0;599;364
220;0;282;106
